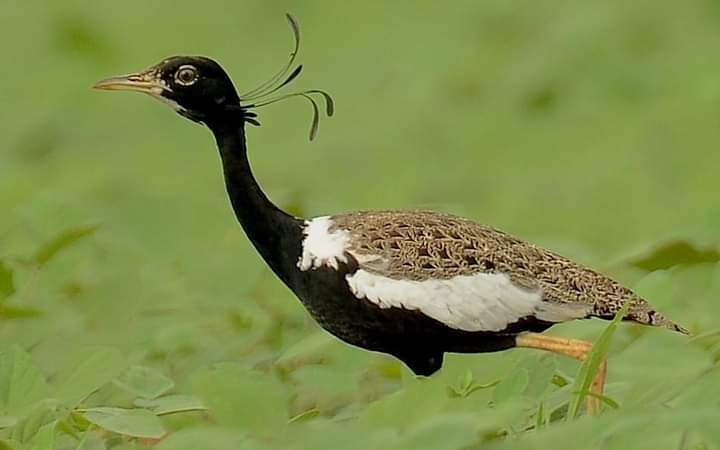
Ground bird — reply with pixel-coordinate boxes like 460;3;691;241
94;14;687;415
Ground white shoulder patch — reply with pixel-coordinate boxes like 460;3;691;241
298;216;351;271
345;270;589;332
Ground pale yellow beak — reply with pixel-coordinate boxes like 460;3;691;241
93;70;164;95
93;68;184;113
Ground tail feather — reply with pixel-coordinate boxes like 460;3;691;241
595;298;689;335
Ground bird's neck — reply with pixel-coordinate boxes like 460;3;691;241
207;114;303;281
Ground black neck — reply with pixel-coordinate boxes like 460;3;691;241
206;112;303;281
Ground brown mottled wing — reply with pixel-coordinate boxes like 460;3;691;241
330;210;686;333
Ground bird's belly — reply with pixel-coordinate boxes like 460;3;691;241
297;286;392;352
289;266;525;356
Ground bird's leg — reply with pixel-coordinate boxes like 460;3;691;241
514;333;607;416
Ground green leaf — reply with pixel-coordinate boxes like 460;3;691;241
134;395;206;416
448;370;500;398
0;416;17;429
29;420;57;450
56;347;127;408
275;331;336;368
360;377;450;429
521;356;556;399
0;439;22;450
0;347;49;414
492;367;529;404
107;441;146;450
114;366;174;400
0;305;43;320
568;300;631;420
80;407;165;439
34;225;100;267
0;262;14;302
76;433;107;450
284;419;394;450
628;239;720;271
155;426;250;450
191;365;289;433
390;414;485;450
11;403;58;443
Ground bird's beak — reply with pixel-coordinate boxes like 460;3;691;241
93;69;166;97
93;66;187;115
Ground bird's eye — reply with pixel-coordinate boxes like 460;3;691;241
174;65;198;86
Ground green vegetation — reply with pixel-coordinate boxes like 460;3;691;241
2;1;720;448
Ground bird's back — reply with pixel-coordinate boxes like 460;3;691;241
323;210;687;334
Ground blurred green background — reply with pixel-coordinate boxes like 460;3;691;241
2;0;720;449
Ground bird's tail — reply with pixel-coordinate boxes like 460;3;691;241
598;298;689;335
625;298;690;335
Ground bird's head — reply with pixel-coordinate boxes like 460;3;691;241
94;56;241;123
93;14;333;139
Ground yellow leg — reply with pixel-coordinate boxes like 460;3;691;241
515;333;607;416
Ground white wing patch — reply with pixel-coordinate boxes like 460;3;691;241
345;269;590;332
298;217;351;270
297;216;591;331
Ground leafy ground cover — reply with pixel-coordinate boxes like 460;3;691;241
2;1;720;449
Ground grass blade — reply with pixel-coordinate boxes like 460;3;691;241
567;300;631;419
34;225;100;267
0;262;14;302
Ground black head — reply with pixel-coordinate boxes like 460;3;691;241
94;14;334;139
94;56;242;123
